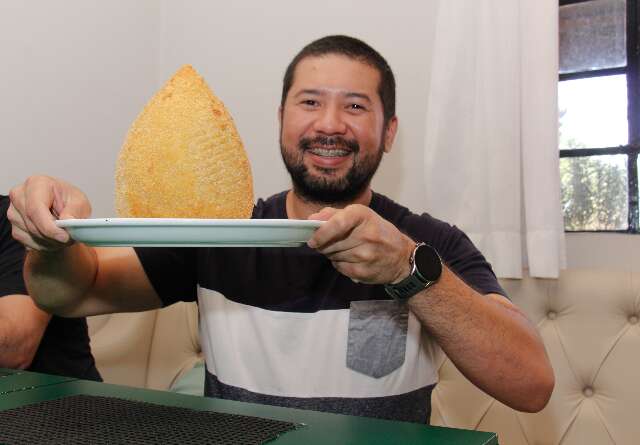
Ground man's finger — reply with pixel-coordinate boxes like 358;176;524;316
9;198;68;250
6;204;27;233
52;186;66;218
24;181;69;243
8;202;48;245
308;206;367;249
11;225;51;252
317;237;364;257
23;208;51;244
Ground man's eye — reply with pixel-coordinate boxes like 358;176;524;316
301;100;318;107
348;103;366;111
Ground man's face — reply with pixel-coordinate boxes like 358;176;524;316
279;54;395;204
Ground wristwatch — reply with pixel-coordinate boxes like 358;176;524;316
384;242;443;301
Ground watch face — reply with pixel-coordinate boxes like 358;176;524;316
414;244;442;282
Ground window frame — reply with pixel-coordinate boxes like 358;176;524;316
559;0;640;233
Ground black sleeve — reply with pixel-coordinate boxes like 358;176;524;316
133;247;198;306
0;196;27;297
437;227;507;298
405;212;507;298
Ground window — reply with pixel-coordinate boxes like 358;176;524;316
559;0;639;232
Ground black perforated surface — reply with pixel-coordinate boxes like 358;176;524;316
0;394;300;444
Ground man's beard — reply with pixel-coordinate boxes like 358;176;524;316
280;134;384;205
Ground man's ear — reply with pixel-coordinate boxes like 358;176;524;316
383;116;398;153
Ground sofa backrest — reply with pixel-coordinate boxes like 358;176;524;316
88;301;202;391
88;269;640;444
432;269;640;444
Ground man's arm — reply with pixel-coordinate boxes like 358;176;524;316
308;204;554;413
0;294;50;369
406;267;553;413
25;245;163;317
8;176;163;317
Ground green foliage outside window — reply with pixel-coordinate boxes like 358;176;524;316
559;107;627;231
560;155;627;230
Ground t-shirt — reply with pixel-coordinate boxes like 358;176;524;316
135;191;504;423
0;196;101;381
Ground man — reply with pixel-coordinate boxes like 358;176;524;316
0;195;101;380
7;35;553;423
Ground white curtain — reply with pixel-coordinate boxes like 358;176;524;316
423;0;566;278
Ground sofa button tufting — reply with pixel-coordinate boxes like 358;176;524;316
547;311;557;320
583;387;594;397
629;315;639;324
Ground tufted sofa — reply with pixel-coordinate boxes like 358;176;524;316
87;269;640;444
87;301;203;391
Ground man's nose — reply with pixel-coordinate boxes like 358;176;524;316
313;105;347;135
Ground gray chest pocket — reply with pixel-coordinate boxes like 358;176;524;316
346;300;409;378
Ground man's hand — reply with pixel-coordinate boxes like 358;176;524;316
8;175;92;251
307;204;415;285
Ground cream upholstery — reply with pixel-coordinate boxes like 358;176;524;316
88;302;202;391
433;269;640;444
88;269;640;444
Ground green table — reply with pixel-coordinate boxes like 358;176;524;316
0;369;75;396
0;369;498;444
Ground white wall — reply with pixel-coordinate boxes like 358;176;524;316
1;1;637;269
0;0;160;217
566;233;640;271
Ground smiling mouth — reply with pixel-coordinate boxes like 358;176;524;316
307;147;352;157
299;135;359;158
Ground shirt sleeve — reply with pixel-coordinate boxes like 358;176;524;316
133;247;198;306
439;227;508;297
0;197;28;297
408;213;507;298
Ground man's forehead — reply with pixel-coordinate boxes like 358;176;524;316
290;54;381;95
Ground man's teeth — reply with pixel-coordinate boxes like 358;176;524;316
308;147;350;157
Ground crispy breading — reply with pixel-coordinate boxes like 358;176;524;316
115;65;254;218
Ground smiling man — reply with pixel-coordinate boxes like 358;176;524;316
279;52;394;208
8;35;554;424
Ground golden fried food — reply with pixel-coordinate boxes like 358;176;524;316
115;65;253;218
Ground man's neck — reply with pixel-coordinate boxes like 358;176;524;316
285;188;373;220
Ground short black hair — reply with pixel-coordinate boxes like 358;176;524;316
281;35;396;125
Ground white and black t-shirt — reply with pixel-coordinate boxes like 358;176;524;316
135;191;505;423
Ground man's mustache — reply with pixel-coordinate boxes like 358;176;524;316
299;136;359;153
